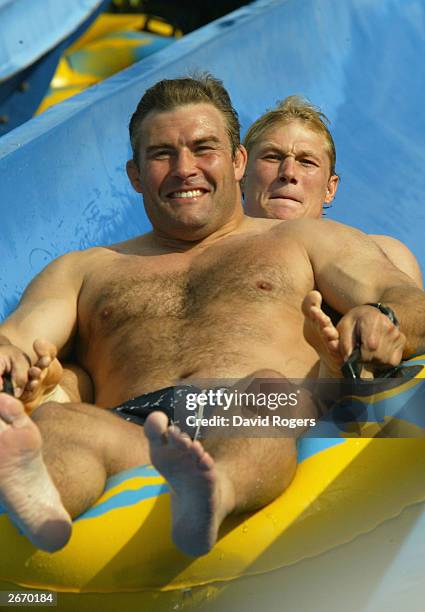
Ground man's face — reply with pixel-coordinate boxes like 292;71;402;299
127;103;246;240
243;120;338;220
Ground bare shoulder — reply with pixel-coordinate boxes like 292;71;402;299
371;233;414;254
47;233;156;278
238;216;281;235
57;237;147;268
50;246;115;273
370;234;423;287
24;245;123;295
371;234;410;253
101;232;159;255
270;218;365;240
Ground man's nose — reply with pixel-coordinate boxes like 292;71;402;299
172;149;197;178
279;157;297;182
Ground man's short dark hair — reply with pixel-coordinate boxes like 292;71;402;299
129;73;241;163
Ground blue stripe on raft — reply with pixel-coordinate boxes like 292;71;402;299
404;353;425;363
103;464;160;492
0;442;343;518
75;483;170;521
0;478;168;519
297;438;345;463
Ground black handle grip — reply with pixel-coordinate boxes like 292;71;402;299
341;347;362;379
2;372;15;396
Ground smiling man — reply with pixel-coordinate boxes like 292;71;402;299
1;75;425;557
243;96;422;286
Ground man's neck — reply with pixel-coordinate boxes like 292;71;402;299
151;207;248;254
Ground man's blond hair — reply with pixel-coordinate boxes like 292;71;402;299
243;95;337;175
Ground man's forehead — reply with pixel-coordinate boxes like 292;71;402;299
261;120;328;150
139;103;227;142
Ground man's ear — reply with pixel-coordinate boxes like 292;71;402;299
126;160;143;194
325;174;339;204
234;144;248;182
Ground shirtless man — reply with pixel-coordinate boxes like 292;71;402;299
14;96;423;405
1;75;424;557
242;96;423;375
243;95;423;287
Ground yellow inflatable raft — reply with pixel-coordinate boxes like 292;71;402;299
1;355;424;611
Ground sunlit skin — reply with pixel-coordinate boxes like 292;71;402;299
243;120;339;220
126;103;247;244
1;101;423;557
243;119;423;286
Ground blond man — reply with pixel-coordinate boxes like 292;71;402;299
243;96;422;286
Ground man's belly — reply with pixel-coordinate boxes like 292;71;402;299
88;319;319;407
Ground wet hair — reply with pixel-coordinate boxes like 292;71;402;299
243;95;337;175
129;73;241;164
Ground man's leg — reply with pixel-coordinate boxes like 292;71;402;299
144;369;315;557
0;394;150;551
0;394;71;552
0;370;315;556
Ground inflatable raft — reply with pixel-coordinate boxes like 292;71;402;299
1;0;425;608
1;355;424;610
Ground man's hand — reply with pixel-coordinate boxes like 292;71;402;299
0;339;63;412
337;305;406;367
0;340;32;397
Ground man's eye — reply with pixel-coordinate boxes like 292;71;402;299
154;151;170;158
148;150;173;161
262;153;281;161
196;145;214;154
300;158;317;166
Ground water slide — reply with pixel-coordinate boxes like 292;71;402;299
0;0;109;135
0;0;424;609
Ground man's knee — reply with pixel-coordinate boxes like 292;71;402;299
32;402;104;450
251;368;285;379
32;400;97;424
32;400;150;473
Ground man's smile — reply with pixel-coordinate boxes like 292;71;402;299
168;189;205;199
166;187;210;204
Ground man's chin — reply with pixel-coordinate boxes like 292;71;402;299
172;213;210;229
267;207;303;221
160;212;214;240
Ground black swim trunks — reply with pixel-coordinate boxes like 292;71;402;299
113;385;201;427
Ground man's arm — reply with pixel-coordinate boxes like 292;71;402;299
371;234;423;288
284;219;425;362
0;251;86;396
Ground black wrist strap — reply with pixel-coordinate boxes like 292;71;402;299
365;303;399;327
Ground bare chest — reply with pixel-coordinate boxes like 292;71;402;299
78;235;310;338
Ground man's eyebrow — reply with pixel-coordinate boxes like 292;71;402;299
192;136;221;145
145;143;173;154
257;142;282;151
145;136;221;153
257;143;321;158
296;149;321;159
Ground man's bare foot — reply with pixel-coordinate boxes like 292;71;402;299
302;290;343;377
144;412;235;556
21;339;64;413
0;393;72;551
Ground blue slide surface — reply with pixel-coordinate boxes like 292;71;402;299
1;0;424;319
